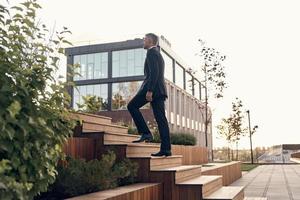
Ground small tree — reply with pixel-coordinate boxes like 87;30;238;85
217;98;247;161
0;1;75;199
197;39;227;149
230;98;247;160
216;118;235;160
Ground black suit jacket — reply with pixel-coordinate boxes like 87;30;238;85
137;47;168;100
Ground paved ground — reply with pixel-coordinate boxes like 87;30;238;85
231;164;300;200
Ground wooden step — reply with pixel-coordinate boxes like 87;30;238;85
203;186;244;200
124;143;161;158
66;183;163;200
150;155;183;170
83;121;128;134
103;132;140;144
177;175;223;197
152;165;202;183
70;112;112;124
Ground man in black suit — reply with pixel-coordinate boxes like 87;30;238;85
127;33;171;157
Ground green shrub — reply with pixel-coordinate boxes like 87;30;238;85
125;121;197;146
152;132;161;143
151;132;197;146
127;125;139;135
36;151;139;199
114;121;139;135
170;132;196;145
0;1;76;199
77;95;107;113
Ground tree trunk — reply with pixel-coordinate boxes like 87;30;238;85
236;141;239;161
228;145;230;160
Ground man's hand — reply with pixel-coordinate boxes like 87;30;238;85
146;91;153;102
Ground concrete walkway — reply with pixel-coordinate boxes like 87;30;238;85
231;164;300;200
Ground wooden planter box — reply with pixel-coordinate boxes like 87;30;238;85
171;144;208;165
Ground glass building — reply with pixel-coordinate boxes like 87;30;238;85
65;37;212;152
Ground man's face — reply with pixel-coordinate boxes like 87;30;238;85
143;36;153;49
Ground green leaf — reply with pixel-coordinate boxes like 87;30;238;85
7;100;21;118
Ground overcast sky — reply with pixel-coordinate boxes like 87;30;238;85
7;0;300;149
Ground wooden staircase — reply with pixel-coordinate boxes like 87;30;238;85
69;112;260;200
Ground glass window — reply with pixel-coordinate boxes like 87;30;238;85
73;52;108;80
112;81;150;110
73;55;81;81
185;72;193;95
191;119;194;129
194;80;200;100
73;87;80;110
161;50;173;82
94;53;108;79
80;54;87;80
87;54;94;79
112;48;146;77
73;84;108;110
175;62;184;89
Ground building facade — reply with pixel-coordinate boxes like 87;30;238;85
65;36;213;154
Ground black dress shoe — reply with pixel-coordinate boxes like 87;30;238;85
132;134;153;143
151;151;172;157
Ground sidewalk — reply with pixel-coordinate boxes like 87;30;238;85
231;164;300;200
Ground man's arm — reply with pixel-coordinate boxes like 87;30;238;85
146;52;159;92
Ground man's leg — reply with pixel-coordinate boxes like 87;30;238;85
127;94;151;136
151;98;171;154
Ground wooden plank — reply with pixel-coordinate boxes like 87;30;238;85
125;143;160;158
203;186;244;200
151;165;202;184
83;122;128;134
201;162;242;186
65;183;163;200
103;132;140;144
150;156;183;170
70;112;112;124
171;145;208;165
177;175;223;197
63;137;99;161
175;166;202;183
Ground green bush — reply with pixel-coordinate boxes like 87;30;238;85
170;132;196;146
119;120;197;146
0;1;76;199
127;125;139;135
152;132;197;146
152;132;161;143
77;95;107;113
36;151;139;199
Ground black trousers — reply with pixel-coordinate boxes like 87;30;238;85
127;94;171;152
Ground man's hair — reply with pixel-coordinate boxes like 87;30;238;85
145;33;159;45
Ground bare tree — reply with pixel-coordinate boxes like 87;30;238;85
196;39;227;149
